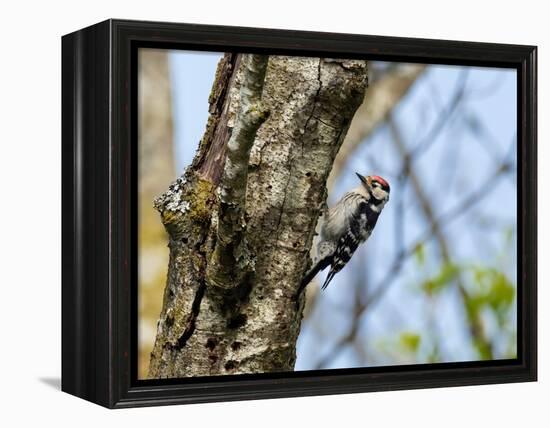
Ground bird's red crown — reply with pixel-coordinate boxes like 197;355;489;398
371;175;390;190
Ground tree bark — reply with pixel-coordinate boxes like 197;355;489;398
148;54;368;378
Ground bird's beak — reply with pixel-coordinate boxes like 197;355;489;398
355;172;369;186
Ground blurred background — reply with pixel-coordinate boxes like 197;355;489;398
138;49;517;378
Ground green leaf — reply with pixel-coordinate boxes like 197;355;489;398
414;243;425;266
421;262;460;294
400;332;421;353
470;267;515;307
466;266;516;327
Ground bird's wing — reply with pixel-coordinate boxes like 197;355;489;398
321;201;369;290
322;192;363;241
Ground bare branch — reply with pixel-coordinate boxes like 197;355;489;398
366;159;510;308
207;54;270;290
313;274;367;369
328;64;426;188
407;70;468;160
388;116;494;357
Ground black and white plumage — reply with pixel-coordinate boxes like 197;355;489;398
298;173;390;295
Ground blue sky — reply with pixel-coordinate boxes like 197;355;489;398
169;51;223;173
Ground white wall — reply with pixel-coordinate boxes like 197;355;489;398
1;0;545;425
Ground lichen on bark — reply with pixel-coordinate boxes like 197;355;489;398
148;54;368;378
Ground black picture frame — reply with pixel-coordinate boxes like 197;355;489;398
62;19;537;408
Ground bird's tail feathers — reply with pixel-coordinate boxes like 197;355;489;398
321;269;337;290
295;256;331;299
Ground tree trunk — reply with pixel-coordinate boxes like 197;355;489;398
148;54;368;378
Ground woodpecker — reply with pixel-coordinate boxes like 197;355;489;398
298;173;390;295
